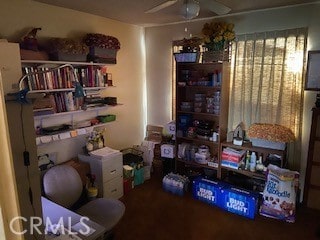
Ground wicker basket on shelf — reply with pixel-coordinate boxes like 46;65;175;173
202;49;230;63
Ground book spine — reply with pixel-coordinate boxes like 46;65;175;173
23;67;33;91
57;69;63;89
45;68;54;90
221;160;240;169
30;67;40;90
64;92;75;111
221;153;241;162
88;65;93;87
49;94;57;113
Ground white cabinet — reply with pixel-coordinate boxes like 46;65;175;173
79;147;123;199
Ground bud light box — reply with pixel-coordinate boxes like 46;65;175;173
219;186;260;219
192;177;225;207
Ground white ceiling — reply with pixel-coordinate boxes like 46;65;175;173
34;0;320;26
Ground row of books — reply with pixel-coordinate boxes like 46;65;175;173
221;147;246;170
22;66;107;91
33;92;76;115
33;89;108;115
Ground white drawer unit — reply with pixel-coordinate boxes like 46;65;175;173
79;147;123;199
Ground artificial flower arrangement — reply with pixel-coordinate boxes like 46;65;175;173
86;129;105;152
247;123;295;143
201;21;235;51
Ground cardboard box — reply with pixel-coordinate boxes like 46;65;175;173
145;125;163;142
219;186;260;219
192;177;225;207
20;49;49;60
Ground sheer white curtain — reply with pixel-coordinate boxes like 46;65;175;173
229;28;307;169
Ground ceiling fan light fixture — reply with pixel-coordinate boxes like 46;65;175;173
181;0;200;20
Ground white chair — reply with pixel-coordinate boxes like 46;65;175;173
43;164;125;237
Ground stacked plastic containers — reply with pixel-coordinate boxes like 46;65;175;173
162;173;190;196
180;101;193;112
206;91;220;115
194;93;206;113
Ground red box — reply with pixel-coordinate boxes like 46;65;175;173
123;178;134;194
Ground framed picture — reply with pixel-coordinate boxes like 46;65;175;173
305;50;320;90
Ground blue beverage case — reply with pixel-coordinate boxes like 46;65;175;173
219;186;260;219
192;177;226;206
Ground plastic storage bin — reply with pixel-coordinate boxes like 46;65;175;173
250;138;286;150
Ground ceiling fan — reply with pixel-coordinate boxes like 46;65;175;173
145;0;231;20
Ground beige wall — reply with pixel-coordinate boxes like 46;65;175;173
145;3;320;199
0;4;318;236
0;0;145;157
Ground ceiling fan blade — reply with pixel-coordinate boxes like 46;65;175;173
145;0;178;13
207;1;231;15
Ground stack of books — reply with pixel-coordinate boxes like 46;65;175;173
221;147;246;169
85;90;105;108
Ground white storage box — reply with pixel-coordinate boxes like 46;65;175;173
161;144;175;158
165;121;176;136
250;138;286;150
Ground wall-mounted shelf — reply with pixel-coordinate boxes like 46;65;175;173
29;86;107;94
177;110;219;117
21;59;112;67
24;59;120;150
35;122;114;146
176;136;219;146
34;104;110;119
177;158;219;170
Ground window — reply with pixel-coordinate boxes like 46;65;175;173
229;28;307;169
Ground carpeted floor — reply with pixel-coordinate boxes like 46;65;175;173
114;165;320;240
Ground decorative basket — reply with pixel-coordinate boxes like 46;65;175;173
202;49;230;63
88;46;118;64
50;51;87;62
